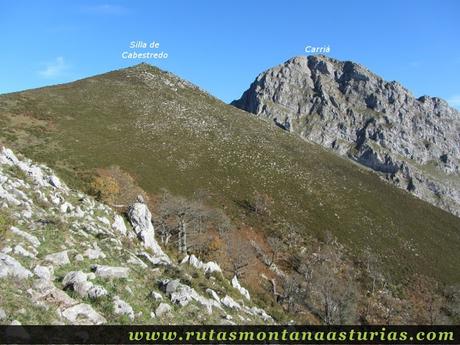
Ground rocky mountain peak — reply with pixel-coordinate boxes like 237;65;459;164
232;55;460;216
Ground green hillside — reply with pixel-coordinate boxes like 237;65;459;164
0;63;459;285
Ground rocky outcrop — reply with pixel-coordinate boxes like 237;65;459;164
127;197;171;263
232;55;460;216
231;276;250;301
180;254;222;274
0;147;273;325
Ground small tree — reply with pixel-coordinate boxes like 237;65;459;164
224;230;253;278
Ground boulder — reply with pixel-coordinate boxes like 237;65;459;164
91;265;129;279
150;291;163;301
161;279;221;313
14;244;35;258
155;303;172;317
87;286;108;299
170;285;196;307
0;253;32;279
113;296;134;320
0;148;19;166
74;281;94;297
30;280;76;309
61;304;107;325
33;265;54;281
139;251;171;266
44;250;70;266
159;279;181;295
62;271;107;299
83;245;106;260
249;306;273;322
62;271;87;289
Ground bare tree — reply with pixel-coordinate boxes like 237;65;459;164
224;231;253;278
267;236;285;268
281;275;303;312
156;191;210;254
208;208;233;236
305;243;358;324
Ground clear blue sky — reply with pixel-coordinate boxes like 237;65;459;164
1;0;459;108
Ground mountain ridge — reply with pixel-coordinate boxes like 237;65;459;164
0;62;460;324
0;62;459;287
231;55;460;216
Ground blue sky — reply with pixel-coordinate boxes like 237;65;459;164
0;0;459;108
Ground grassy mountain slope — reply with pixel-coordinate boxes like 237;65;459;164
0;63;459;285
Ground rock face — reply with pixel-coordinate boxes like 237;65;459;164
232;55;460;216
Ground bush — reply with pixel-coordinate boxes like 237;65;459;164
90;175;120;204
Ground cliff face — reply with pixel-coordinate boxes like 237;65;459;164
232;55;460;216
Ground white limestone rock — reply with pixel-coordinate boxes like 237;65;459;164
0;253;33;279
33;265;54;281
0;308;6;321
221;295;241;310
44;250;70;266
91;265;129;279
113;296;134;320
231;275;250;301
127;198;170;262
155;303;172;317
14;244;35;258
61;304;107;325
9;227;40;247
180;254;222;274
112;215;127;236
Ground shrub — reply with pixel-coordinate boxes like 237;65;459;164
90;175;120;204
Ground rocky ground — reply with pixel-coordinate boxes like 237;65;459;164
232;55;460;216
0;147;273;325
